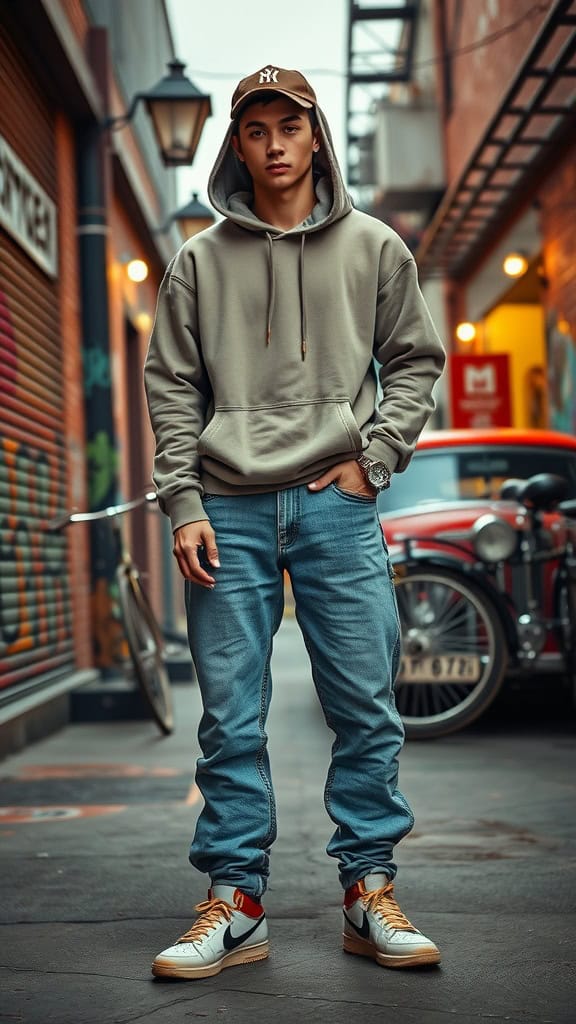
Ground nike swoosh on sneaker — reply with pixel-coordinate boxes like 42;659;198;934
343;909;370;939
222;915;265;951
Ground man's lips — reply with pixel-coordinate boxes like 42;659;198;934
266;163;290;173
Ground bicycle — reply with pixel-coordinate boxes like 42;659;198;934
391;472;576;738
50;492;174;735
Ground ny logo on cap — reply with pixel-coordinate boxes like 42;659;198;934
259;67;280;84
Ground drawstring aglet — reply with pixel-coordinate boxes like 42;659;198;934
301;338;307;360
266;325;271;346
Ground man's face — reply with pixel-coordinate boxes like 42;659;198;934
232;96;319;193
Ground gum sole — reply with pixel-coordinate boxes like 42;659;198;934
343;933;441;969
152;941;269;979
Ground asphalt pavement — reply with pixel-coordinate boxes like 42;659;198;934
1;615;575;1024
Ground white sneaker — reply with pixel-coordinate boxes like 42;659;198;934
152;885;269;979
343;873;441;968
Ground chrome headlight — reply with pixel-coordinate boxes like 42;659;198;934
472;514;516;563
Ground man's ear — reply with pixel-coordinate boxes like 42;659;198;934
312;128;320;153
231;134;245;162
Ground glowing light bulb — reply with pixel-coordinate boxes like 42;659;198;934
126;259;149;283
502;252;528;278
455;322;477;344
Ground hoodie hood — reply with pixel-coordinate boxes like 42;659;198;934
208;104;353;234
207;103;353;358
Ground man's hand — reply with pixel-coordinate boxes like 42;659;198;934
173;520;220;588
307;459;375;497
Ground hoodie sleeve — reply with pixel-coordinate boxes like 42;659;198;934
365;257;446;474
144;265;212;532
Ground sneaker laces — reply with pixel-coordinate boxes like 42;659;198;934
362;883;417;932
177;897;233;944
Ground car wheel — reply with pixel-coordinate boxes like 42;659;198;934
393;564;508;739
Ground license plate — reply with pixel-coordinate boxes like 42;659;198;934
398;654;481;684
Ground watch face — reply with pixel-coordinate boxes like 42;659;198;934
368;464;390;489
369;466;385;484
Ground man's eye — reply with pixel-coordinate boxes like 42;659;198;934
284;126;299;133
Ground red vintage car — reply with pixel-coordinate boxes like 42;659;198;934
378;428;576;738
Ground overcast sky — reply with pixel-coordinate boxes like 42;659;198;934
165;0;349;207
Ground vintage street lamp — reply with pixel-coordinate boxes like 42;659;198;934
171;192;215;238
105;59;212;167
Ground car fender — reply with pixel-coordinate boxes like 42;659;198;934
391;549;517;655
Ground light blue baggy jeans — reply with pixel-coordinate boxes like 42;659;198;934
185;483;413;898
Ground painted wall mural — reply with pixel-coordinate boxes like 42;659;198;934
547;312;576;436
0;287;73;689
0;436;71;686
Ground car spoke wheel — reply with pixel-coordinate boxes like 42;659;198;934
393;565;507;738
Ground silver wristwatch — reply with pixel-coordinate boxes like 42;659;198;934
357;454;391;492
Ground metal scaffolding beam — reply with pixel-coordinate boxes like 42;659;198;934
346;0;420;187
415;0;576;280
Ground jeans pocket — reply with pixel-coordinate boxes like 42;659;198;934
331;482;376;504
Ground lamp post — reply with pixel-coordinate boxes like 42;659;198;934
77;39;212;670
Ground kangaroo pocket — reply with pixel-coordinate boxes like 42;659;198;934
197;399;363;486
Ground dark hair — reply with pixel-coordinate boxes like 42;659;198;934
233;92;318;136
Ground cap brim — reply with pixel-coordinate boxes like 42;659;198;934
231;88;314;118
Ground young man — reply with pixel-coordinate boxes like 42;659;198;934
145;65;445;980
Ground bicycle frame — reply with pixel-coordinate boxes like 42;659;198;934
48;491;174;734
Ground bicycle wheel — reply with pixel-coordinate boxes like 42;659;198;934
117;567;174;735
393;564;507;739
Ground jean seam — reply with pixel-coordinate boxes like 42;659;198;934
395;791;415;833
257;646;276;850
299;631;339;816
391;632;401;689
380;532;401;634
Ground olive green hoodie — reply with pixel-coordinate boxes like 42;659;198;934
144;105;446;532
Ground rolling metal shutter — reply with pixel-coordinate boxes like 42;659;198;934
0;26;74;693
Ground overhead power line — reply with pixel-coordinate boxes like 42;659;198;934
189;2;550;80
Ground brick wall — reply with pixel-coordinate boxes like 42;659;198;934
538;143;576;330
438;0;553;183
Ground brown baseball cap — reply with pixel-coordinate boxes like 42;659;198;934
230;65;317;119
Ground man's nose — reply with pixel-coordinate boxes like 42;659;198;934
266;133;284;154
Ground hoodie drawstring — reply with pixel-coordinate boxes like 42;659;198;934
265;232;308;361
266;232;275;347
299;234;307;361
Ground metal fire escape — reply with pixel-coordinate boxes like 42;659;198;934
346;1;420;192
416;0;576;280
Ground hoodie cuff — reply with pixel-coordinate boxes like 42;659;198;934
362;441;400;475
165;490;209;533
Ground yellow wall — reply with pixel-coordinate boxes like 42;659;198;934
483;304;547;428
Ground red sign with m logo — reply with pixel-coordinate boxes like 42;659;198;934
450;354;512;428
